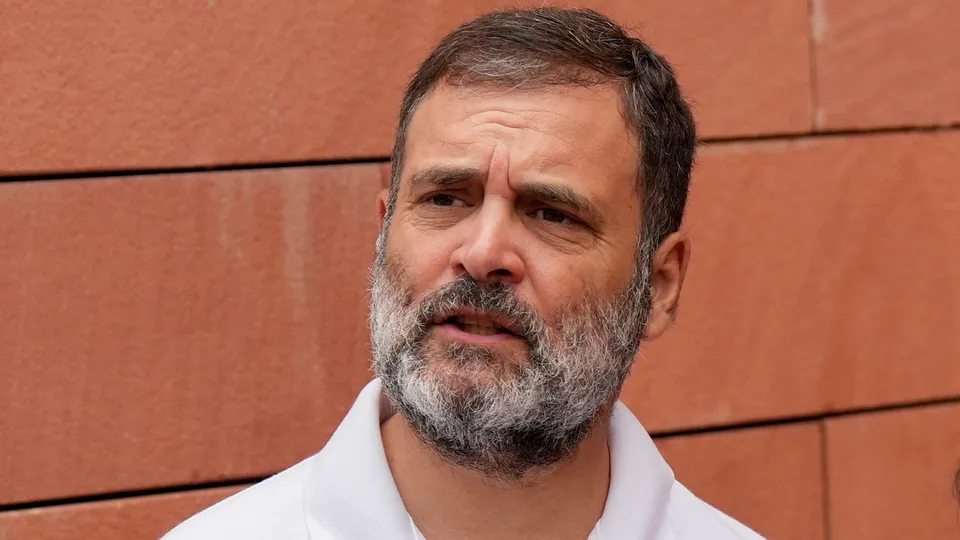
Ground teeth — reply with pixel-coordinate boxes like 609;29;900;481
453;315;505;335
462;322;499;335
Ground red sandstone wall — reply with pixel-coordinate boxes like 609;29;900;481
1;1;958;538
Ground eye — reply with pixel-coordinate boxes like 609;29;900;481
533;207;576;225
425;193;465;207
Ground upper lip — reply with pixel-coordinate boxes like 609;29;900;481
434;308;521;335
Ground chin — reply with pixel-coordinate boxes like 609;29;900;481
421;337;524;388
422;356;508;394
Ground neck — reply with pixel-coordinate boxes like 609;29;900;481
381;413;612;540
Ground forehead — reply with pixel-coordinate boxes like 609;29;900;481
401;83;640;194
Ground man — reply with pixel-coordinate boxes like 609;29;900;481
165;7;763;540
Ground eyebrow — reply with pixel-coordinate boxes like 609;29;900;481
517;181;604;226
408;166;481;190
406;166;604;225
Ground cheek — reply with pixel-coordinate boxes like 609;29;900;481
524;251;590;310
525;247;634;310
386;221;458;295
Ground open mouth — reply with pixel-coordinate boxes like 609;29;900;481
440;314;518;337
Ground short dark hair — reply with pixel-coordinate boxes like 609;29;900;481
387;7;697;246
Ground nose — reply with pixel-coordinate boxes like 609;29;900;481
450;202;525;285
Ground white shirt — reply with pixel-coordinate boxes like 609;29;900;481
163;379;765;539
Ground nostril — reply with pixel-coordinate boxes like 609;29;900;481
491;268;512;278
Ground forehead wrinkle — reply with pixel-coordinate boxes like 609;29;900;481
488;141;511;181
464;107;534;131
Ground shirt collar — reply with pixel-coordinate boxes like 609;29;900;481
303;379;675;540
594;401;675;539
303;379;414;539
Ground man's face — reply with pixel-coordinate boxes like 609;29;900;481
370;83;653;478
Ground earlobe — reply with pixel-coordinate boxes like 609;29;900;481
377;189;389;235
643;311;671;342
643;231;691;341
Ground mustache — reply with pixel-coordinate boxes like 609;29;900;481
413;275;543;343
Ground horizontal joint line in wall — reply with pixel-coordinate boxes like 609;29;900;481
0;122;958;184
0;475;266;515
650;393;960;439
0;156;388;184
700;121;960;145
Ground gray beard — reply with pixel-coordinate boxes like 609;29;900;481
368;238;654;480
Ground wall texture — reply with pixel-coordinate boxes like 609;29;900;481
1;1;958;538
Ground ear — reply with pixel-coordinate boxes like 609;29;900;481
377;189;389;235
643;231;691;341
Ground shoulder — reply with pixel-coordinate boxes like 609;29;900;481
665;482;767;539
161;455;316;540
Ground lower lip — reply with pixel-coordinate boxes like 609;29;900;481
433;323;523;346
